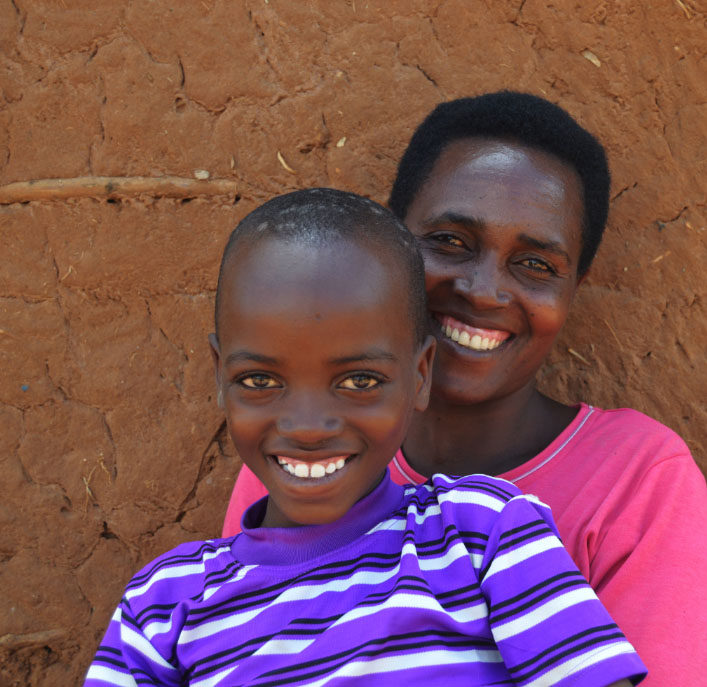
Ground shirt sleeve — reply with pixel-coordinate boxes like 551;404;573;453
84;597;181;687
222;464;268;537
587;451;707;687
479;494;647;687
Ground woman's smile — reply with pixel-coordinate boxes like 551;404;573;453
405;137;584;406
434;314;512;352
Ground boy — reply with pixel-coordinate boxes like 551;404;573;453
85;189;645;686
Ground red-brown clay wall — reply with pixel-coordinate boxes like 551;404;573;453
1;1;705;683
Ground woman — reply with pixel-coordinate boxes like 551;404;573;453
221;92;707;686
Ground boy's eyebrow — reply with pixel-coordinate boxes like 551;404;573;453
329;349;398;365
224;350;280;366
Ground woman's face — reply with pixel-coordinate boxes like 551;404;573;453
404;137;585;406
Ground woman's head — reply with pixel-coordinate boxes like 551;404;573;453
389;91;610;277
389;93;608;406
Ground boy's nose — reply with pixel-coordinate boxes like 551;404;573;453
275;398;344;445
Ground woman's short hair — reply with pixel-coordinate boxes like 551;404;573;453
388;91;611;276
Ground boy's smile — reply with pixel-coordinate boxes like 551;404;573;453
211;236;434;528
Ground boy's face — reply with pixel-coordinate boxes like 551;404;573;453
211;236;435;528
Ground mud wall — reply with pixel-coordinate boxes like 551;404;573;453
1;1;705;684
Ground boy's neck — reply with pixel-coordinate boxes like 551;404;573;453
401;387;579;478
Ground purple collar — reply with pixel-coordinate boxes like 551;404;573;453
231;470;404;566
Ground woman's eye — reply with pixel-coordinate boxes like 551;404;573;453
520;257;553;273
339;374;381;390
431;233;465;248
239;374;280;389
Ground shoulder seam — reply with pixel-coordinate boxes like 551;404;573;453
511;406;596;484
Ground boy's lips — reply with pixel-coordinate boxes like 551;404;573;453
272;454;353;480
435;314;512;352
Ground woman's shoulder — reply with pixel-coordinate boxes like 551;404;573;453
578;404;692;458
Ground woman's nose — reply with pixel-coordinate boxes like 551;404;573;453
452;258;510;308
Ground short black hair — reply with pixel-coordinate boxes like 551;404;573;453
388;91;610;275
215;188;428;345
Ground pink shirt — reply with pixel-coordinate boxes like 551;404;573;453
222;404;707;687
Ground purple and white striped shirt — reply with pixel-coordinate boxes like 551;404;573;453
85;472;646;686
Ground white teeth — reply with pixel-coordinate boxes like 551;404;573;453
441;320;506;352
310;463;325;478
276;456;349;479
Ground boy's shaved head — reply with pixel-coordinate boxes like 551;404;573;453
215;188;428;345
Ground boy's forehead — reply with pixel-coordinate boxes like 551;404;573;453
220;236;408;327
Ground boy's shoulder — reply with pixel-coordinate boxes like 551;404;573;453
406;472;524;506
124;538;239;611
401;472;550;536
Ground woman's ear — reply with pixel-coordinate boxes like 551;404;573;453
208;333;224;408
413;334;437;412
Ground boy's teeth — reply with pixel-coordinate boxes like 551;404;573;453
310;463;325;478
276;456;349;479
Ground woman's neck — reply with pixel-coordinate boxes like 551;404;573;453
402;386;578;478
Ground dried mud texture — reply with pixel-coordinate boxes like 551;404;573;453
1;1;705;684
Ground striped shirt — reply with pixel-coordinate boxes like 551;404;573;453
85;473;646;686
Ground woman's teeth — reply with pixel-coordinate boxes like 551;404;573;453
443;324;503;351
276;456;347;479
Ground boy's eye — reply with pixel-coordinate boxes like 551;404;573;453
238;374;281;389
338;374;382;390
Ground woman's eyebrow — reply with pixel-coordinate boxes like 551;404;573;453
422;211;485;230
225;350;280;366
516;233;571;261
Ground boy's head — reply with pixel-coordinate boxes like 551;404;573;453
210;189;435;528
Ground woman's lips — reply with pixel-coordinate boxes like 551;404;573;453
436;314;512;351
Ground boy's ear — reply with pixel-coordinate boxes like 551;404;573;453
208;333;224;408
413;334;436;412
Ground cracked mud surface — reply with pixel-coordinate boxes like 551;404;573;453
1;1;705;684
